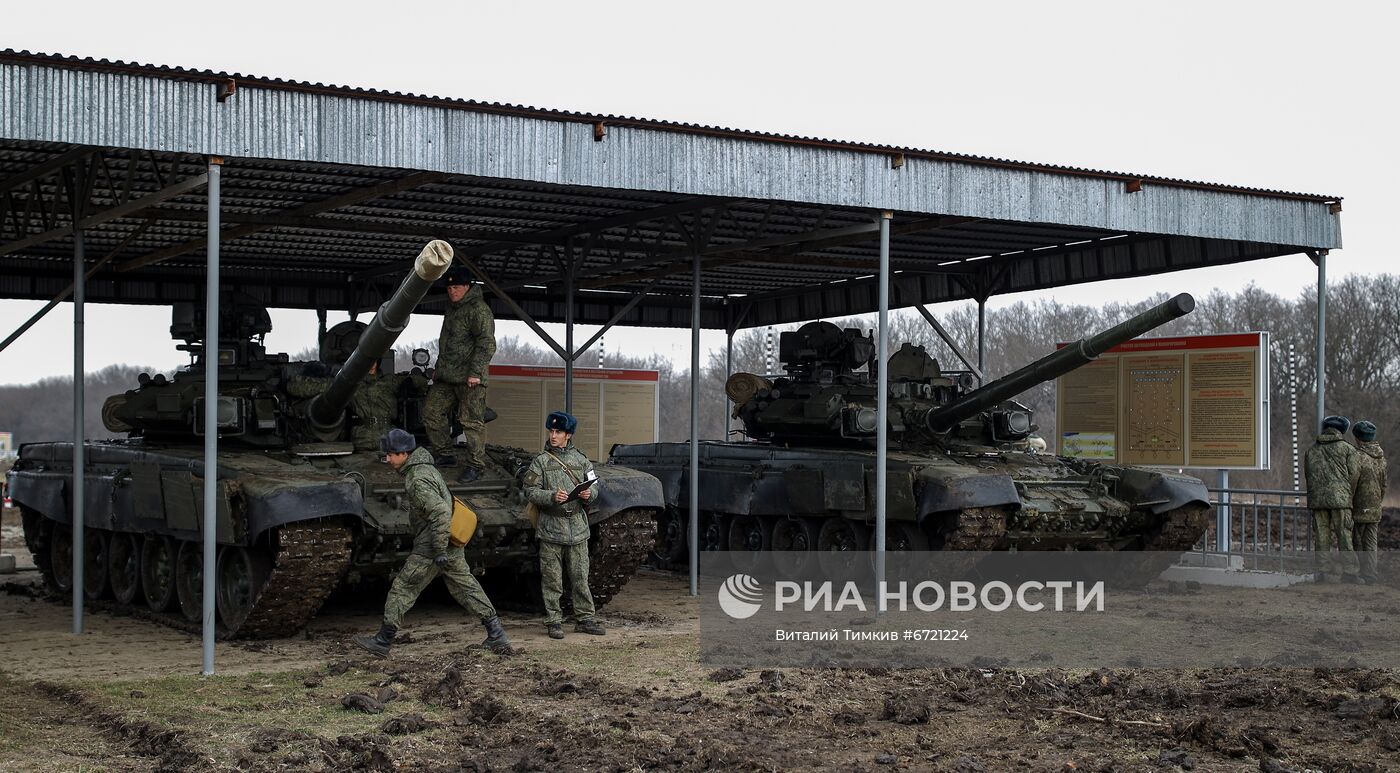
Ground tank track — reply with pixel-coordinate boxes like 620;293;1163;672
944;506;1011;550
587;507;659;607
32;519;351;640
1103;503;1211;587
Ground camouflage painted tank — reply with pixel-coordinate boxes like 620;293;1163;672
9;243;661;637
612;294;1209;585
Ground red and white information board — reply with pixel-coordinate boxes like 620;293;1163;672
485;365;660;461
1056;332;1270;470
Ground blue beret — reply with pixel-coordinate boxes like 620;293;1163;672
545;411;578;434
379;428;417;453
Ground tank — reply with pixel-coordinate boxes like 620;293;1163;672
9;241;661;637
611;293;1210;584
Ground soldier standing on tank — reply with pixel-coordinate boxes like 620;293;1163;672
353;428;512;657
1304;415;1362;583
525;411;606;639
423;269;496;483
1351;420;1388;584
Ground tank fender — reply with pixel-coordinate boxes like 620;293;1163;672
914;468;1020;521
1112;467;1210;514
238;475;362;540
588;465;665;525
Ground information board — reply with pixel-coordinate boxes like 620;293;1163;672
485;365;660;461
0;431;11;456
1056;333;1270;470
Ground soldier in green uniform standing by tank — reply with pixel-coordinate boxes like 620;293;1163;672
353;428;512;657
1305;415;1362;583
1351;420;1388;584
525;411;606;639
423;269;496;483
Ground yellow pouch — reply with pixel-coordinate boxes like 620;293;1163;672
449;496;478;547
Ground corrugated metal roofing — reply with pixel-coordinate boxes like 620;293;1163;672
0;50;1342;331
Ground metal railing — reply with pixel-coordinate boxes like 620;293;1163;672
1196;487;1313;573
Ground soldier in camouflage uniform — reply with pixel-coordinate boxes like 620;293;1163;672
353;429;511;657
1305;415;1361;583
1351;420;1388;584
423;269;496;482
525;411;606;639
287;361;421;451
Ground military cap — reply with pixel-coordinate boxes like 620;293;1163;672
379;428;417;453
1353;420;1377;442
443;268;472;286
545;410;578;434
1322;415;1351;433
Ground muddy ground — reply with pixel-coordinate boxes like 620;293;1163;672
2;505;1399;772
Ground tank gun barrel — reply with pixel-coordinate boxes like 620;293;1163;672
922;292;1195;433
308;241;454;431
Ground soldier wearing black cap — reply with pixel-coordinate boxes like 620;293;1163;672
1351;420;1387;583
1305;415;1361;583
423;267;496;483
524;411;605;639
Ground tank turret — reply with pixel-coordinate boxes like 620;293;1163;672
103;240;454;447
730;293;1195;447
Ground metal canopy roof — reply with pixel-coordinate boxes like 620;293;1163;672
0;50;1343;331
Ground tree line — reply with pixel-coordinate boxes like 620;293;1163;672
2;275;1395;501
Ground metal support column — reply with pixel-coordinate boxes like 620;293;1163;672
724;328;734;438
875;212;892;593
689;250;701;596
976;297;987;385
1314;251;1326;434
202;158;222;675
71;229;85;635
1216;469;1230;553
564;249;575;412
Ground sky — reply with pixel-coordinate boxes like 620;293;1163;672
1;1;1394;384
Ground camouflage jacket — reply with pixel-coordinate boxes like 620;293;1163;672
435;285;496;385
287;372;424;451
1304;430;1360;510
1353;441;1388;523
400;446;454;558
524;443;597;546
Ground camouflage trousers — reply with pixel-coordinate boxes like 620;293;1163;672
382;553;497;629
1353;521;1379;581
423;382;487;467
539;540;596;626
1312;508;1359;579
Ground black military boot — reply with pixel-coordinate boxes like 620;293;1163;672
480;616;513;655
352;623;396;658
456;466;481;484
575;619;606;636
547;623;564;640
435;453;458;467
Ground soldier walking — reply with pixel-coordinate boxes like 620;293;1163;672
525;411;606;639
1304;415;1362;583
353;428;511;657
423;268;496;483
1351;420;1388;584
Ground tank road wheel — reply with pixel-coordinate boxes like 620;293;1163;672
175;541;204;624
107;532;142;605
141;536;178;612
701;514;729;552
216;546;273;633
727;515;772;553
49;526;74;593
882;521;930;552
771;517;821;575
651;507;688;566
817;518;870;579
83;530;111;601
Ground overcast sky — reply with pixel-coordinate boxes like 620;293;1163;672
1;1;1393;385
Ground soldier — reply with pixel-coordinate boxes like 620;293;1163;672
1304;415;1361;583
287;361;415;452
353;428;511;657
423;268;496;483
524;411;606;639
1351;420;1388;584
